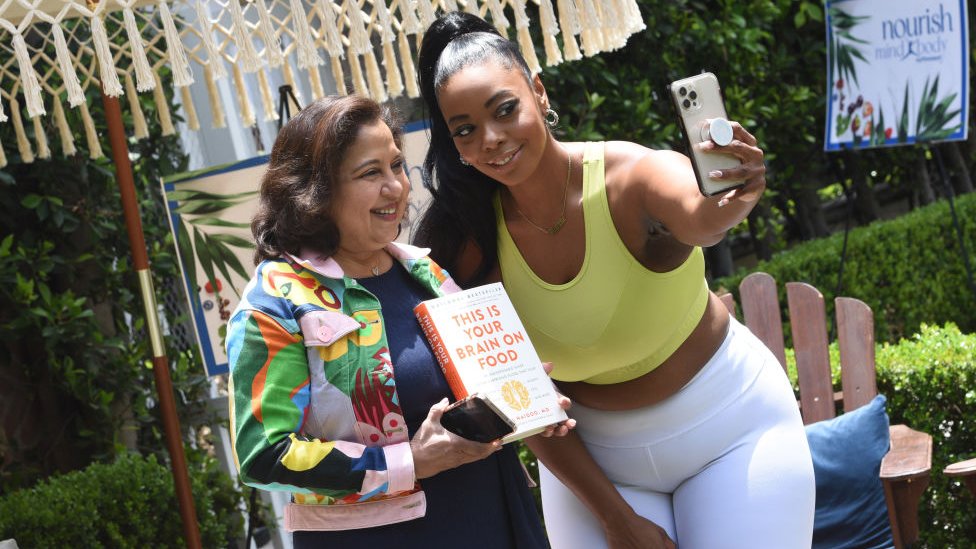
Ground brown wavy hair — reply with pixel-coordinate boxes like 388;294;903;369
251;94;402;264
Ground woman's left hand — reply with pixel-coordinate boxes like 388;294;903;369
701;120;766;207
537;361;577;438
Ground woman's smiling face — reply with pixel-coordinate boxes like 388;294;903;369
330;119;410;255
437;59;550;187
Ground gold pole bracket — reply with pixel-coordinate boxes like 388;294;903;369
137;268;166;358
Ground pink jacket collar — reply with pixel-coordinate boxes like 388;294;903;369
286;242;432;279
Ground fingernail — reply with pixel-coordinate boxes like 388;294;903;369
717;198;729;208
708;171;723;179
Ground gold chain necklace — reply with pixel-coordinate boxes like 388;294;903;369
515;151;573;235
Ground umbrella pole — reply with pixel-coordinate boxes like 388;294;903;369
101;90;203;549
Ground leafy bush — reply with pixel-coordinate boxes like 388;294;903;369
875;323;976;546
0;81;218;494
778;324;975;546
713;193;976;344
0;453;243;548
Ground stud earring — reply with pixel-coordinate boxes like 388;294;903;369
545;108;559;128
459;155;471;166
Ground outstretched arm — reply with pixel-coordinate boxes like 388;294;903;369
637;121;766;247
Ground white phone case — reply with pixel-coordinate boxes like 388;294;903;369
668;72;744;196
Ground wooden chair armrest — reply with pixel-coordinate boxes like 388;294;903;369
944;457;976;498
943;457;976;477
880;425;932;548
880;424;932;481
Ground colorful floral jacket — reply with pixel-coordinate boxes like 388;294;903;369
226;242;461;531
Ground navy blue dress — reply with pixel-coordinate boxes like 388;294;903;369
292;262;549;549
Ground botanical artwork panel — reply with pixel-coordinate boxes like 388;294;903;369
824;0;969;150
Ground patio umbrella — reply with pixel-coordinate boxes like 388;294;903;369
0;1;645;546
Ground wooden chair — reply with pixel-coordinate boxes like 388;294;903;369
943;457;976;498
721;272;933;549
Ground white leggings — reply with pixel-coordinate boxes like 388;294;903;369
540;318;815;549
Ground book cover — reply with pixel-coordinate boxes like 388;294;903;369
414;282;568;443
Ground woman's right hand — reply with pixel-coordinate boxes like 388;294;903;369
410;398;502;479
604;510;676;549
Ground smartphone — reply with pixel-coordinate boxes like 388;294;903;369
668;72;745;196
440;394;516;443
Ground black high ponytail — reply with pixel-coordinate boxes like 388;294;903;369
413;11;533;286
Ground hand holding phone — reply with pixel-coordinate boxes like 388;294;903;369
668;72;745;196
440;394;516;443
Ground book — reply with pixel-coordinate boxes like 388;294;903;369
414;282;568;443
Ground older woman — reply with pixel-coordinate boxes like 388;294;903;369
227;95;563;548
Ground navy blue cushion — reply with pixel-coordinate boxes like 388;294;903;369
806;394;894;549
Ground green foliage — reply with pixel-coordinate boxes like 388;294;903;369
874;323;976;546
0;79;216;493
0;453;244;547
713;193;976;344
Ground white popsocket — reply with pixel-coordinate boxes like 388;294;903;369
701;118;734;147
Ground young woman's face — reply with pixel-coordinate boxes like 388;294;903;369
437;59;549;187
330;119;409;254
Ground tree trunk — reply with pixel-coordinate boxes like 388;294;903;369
845;152;880;223
946;142;974;194
705;239;734;279
746;201;776;261
914;153;936;205
793;184;831;239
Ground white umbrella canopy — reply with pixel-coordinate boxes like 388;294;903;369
1;2;645;546
0;0;645;167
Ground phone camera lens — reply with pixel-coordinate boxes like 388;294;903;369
689;91;698;100
678;87;687;97
682;99;691;109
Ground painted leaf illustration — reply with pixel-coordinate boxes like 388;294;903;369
174;200;239;215
872;108;887;147
176;218;197;295
209;233;256;249
167;189;258;202
915;75;961;141
188;217;252;229
169;187;258;301
897;84;910;142
209;235;251;284
192;226;218;296
828;7;869;88
204;233;241;300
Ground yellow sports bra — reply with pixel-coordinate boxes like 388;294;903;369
495;142;709;384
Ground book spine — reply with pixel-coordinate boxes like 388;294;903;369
414;303;469;399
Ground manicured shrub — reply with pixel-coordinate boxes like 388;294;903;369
875;323;976;546
714;194;976;345
779;324;976;546
0;453;243;548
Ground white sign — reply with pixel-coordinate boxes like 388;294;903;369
162;122;432;377
824;0;969;151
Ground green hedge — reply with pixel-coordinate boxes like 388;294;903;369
777;323;975;546
0;453;244;548
714;193;976;344
875;323;976;546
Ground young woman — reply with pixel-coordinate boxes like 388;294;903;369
414;12;815;549
227;94;568;548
